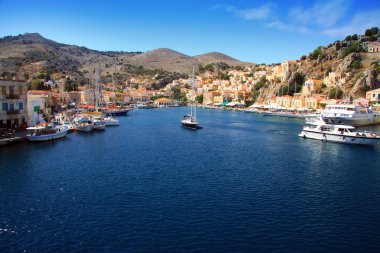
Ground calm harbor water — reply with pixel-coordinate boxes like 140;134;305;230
1;107;380;252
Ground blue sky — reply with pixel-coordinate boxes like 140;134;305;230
0;0;379;64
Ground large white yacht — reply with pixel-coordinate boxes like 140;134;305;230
321;104;380;126
299;118;380;146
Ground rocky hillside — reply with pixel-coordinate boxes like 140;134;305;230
0;33;249;83
256;28;380;102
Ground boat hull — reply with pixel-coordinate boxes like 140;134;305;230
181;120;202;130
76;125;93;132
27;129;68;142
299;130;380;146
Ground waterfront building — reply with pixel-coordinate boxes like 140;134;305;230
276;95;293;108
0;80;28;128
305;94;326;109
80;89;95;104
154;97;173;107
26;90;52;126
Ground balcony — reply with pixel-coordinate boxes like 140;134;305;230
6;94;20;99
6;110;20;115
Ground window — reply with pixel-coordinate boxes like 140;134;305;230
2;103;8;111
1;86;6;96
18;86;23;95
19;102;23;110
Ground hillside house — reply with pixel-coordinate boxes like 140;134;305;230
368;42;380;53
302;79;322;97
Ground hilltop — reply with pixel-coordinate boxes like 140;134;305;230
0;33;250;85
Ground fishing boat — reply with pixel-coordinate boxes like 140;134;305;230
180;67;202;130
299;118;380;146
26;124;68;141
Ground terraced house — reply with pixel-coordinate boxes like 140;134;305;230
0;80;28;128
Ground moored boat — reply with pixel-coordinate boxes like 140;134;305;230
321;104;380;126
26;125;68;141
74;117;94;132
92;117;106;130
299;118;380;146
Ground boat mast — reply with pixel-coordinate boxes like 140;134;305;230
191;66;196;119
94;65;101;112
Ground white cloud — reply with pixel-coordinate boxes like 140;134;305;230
221;3;274;21
321;10;380;37
216;0;380;38
266;21;310;34
289;0;350;28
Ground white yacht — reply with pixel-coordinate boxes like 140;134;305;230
321;104;380;126
299;118;380;146
26;124;68;142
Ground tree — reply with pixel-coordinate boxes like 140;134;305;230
30;79;44;90
328;87;343;99
195;94;203;104
365;27;379;37
351;34;358;40
300;55;307;60
342;42;362;58
309;46;323;60
345;35;352;41
219;72;230;80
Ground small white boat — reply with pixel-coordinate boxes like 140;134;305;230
104;116;119;126
74;117;94;132
26;125;68;142
299;118;380;146
92;117;106;130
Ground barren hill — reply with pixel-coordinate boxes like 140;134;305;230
194;52;248;66
0;33;249;79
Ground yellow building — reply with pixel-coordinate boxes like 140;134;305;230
290;98;304;109
276;95;293;108
366;88;380;103
305;95;325;109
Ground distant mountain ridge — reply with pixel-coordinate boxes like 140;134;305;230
0;33;250;78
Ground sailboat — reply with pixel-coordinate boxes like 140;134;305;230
104;69;120;126
180;67;202;130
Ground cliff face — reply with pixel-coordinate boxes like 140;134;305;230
256;37;380;101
